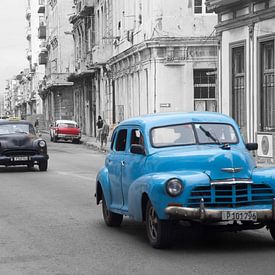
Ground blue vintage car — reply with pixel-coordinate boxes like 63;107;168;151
95;112;275;248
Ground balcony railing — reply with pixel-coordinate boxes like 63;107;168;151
26;27;31;40
38;25;46;39
38;0;45;13
45;73;74;88
26;7;31;20
39;51;48;65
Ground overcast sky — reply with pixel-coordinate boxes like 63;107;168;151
0;0;28;94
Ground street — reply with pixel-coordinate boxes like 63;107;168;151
0;135;275;275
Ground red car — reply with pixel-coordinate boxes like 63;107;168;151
50;120;81;143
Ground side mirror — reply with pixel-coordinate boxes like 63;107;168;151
246;143;258;151
130;144;146;155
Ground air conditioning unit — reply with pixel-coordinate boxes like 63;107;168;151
257;133;273;158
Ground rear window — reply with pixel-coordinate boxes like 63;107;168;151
58;123;77;128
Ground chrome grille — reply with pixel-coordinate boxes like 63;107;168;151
3;149;37;156
187;181;274;208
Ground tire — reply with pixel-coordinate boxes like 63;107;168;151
269;223;275;240
27;163;34;169
145;200;172;248
102;195;123;227
72;139;80;144
39;160;48;171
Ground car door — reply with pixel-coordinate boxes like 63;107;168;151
106;128;128;210
121;128;147;211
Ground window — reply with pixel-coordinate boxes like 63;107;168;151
194;0;213;14
130;129;144;146
260;40;275;131
232;46;246;135
194;0;202;14
115;129;127;151
194;69;216;111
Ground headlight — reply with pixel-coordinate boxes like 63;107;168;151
38;140;46;148
166;178;183;197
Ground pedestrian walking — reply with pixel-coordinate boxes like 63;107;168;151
100;120;109;150
34;118;39;133
96;115;103;142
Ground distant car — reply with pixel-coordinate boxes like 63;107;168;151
50;120;81;143
95;112;275;248
0;120;49;171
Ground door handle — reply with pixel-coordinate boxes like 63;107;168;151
121;160;125;167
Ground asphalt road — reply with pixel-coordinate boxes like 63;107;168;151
1;135;275;275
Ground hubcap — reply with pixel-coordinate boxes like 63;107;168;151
148;205;158;240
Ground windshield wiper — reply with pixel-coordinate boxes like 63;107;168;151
199;126;221;145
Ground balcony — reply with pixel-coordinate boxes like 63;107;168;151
38;0;45;13
26;49;32;61
39;51;48;65
45;73;74;89
26;7;31;20
38;25;46;39
26;27;31;40
76;0;94;14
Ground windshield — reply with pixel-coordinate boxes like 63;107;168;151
0;123;35;135
151;123;238;148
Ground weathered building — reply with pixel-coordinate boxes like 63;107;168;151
39;0;75;127
206;0;275;163
25;0;45;123
108;0;218;123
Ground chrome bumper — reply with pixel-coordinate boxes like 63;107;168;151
165;198;275;222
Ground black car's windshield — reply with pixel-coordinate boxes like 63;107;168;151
151;123;238;147
0;123;35;135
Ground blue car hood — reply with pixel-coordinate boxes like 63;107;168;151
149;145;256;180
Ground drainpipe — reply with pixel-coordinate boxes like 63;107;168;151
154;56;157;113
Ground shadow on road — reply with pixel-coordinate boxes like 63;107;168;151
95;218;275;251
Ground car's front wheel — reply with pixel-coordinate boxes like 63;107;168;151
39;160;48;171
269;223;275;240
146;200;172;248
102;195;123;227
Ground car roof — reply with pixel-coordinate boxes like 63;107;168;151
0;120;32;125
56;120;77;124
118;112;238;129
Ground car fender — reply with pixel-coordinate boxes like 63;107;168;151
252;167;275;189
128;171;210;221
96;167;112;207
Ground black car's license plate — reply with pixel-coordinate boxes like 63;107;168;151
13;156;29;161
222;211;257;221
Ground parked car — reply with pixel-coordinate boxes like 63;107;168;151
0;119;49;171
95;112;275;248
50;120;81;143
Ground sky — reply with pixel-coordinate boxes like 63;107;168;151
0;1;28;95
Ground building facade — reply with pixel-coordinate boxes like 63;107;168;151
206;0;275;163
39;0;75;127
108;0;218;123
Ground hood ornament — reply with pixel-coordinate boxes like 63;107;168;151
221;167;243;173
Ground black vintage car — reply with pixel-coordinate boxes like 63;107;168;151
0;120;49;171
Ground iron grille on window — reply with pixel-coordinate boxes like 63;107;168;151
232;46;246;138
260;40;275;131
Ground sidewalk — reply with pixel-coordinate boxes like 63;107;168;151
80;134;111;153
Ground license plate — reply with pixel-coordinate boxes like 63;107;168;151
13;156;29;161
222;211;257;221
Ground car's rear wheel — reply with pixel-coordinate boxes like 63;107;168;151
72;139;80;144
39;160;48;171
146;200;172;248
102;195;123;227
